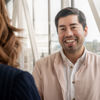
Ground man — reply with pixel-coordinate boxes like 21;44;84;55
0;64;40;100
33;7;100;100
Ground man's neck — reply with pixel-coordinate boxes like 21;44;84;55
64;46;85;64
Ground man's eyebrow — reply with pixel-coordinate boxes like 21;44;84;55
58;23;79;28
58;25;65;28
70;23;78;26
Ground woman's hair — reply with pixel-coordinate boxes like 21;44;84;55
0;0;22;67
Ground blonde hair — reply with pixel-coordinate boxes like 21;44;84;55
0;0;22;67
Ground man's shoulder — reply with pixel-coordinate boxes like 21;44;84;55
86;50;100;59
86;50;100;57
39;51;60;60
36;51;61;64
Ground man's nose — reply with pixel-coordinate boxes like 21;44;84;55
65;29;73;36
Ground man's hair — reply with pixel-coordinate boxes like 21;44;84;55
55;7;87;31
0;0;22;67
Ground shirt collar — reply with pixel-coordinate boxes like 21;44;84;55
60;47;86;66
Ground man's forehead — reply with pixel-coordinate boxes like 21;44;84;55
58;23;80;28
58;15;79;25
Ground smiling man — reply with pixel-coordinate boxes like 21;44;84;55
33;7;100;100
57;14;87;64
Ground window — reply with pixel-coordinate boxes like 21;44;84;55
75;0;100;54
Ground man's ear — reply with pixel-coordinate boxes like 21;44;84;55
84;26;88;37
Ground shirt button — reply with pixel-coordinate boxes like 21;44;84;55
72;81;75;84
70;66;73;68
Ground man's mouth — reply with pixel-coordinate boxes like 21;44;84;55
65;39;75;43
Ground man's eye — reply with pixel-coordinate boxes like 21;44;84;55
71;27;76;30
60;28;65;31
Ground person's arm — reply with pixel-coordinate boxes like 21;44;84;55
32;62;43;100
12;71;40;100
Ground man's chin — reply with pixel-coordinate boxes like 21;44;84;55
63;48;76;53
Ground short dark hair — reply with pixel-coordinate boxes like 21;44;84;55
55;7;87;31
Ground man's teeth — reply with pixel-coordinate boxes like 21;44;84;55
65;40;74;43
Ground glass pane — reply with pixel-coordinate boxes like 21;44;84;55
50;0;61;53
93;0;100;17
75;0;100;54
34;0;48;57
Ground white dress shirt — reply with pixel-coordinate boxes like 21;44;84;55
60;48;86;100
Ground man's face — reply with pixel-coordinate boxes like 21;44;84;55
58;15;88;54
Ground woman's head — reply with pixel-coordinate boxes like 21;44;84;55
0;0;22;67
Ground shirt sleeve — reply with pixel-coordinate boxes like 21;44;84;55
12;71;40;100
32;62;43;100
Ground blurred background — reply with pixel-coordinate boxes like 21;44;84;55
5;0;100;73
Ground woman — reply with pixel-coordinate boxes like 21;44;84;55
0;1;40;100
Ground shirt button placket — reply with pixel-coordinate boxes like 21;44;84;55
70;66;73;69
72;81;75;84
